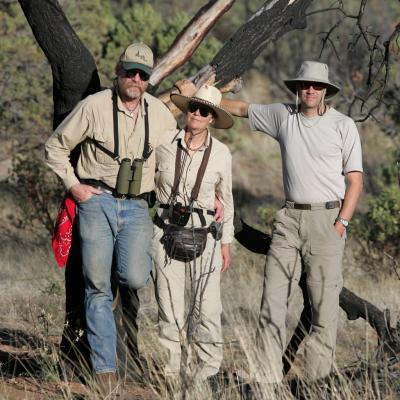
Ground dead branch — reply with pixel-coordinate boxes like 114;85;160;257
211;0;313;87
159;0;314;115
150;0;235;88
315;0;400;128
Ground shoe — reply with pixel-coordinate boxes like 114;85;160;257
96;372;121;398
206;373;221;392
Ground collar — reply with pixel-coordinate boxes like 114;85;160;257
115;86;146;118
175;129;211;151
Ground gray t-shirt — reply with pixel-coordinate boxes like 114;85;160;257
248;103;363;203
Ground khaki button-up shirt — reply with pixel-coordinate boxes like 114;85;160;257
155;129;234;244
45;88;177;193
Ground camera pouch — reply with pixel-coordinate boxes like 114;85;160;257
161;224;208;262
169;203;191;226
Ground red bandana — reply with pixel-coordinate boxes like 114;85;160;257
51;194;76;268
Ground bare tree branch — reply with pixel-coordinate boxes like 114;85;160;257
211;0;313;87
150;0;235;88
159;0;314;113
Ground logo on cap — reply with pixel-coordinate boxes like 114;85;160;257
135;51;146;62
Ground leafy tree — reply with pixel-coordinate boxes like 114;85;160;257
9;153;64;236
61;0;116;63
352;152;400;269
0;4;52;146
98;3;221;90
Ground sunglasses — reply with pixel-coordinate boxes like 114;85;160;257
188;102;214;118
298;82;326;91
123;68;150;81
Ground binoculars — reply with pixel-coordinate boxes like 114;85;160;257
116;158;144;196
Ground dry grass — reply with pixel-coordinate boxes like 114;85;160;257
1;233;399;399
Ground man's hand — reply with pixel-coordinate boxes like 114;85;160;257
334;221;346;237
221;244;231;272
214;197;224;222
70;183;102;203
174;79;197;97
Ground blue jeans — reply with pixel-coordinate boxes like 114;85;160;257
77;193;153;373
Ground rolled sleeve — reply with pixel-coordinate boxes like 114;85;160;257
217;152;234;244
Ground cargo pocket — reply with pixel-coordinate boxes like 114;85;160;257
269;208;296;249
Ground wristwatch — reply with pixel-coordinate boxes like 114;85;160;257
335;216;349;228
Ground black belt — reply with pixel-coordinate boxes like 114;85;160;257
158;203;215;216
153;213;212;231
285;200;341;210
81;178;151;201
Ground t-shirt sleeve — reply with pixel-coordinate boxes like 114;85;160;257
248;103;287;140
341;119;363;174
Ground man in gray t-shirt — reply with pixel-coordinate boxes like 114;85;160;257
222;61;363;383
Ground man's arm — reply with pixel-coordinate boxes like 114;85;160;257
334;171;363;236
220;98;250;118
164;80;251;119
45;100;103;203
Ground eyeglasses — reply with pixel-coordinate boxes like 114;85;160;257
122;69;150;81
188;102;214;118
298;82;326;91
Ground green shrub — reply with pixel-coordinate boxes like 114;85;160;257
352;183;400;263
9;152;64;236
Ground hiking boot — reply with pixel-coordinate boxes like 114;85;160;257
96;372;121;398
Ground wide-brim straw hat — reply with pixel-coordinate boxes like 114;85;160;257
170;85;234;129
284;61;341;99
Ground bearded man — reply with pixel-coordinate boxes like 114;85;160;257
45;43;177;388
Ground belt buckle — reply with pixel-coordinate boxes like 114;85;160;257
325;201;335;209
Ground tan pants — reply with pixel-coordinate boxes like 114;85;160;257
255;204;345;383
152;214;223;380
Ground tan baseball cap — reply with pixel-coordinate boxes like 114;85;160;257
120;43;154;75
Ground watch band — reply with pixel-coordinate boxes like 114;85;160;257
335;216;349;228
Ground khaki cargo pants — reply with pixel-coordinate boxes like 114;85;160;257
152;213;223;380
255;203;345;382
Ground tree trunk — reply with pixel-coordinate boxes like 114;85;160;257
150;0;235;87
18;0;100;129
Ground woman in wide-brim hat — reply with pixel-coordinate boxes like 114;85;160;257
152;85;234;381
